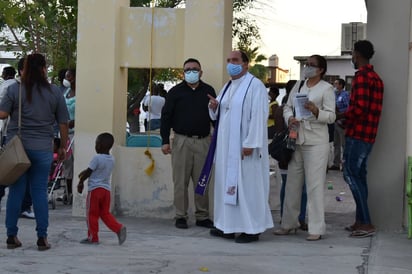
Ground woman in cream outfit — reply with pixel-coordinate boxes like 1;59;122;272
274;55;335;241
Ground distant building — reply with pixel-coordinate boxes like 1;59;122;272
293;22;367;91
266;54;289;87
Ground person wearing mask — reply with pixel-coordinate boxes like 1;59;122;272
343;40;384;238
208;50;274;243
274;54;335;241
329;78;350;171
160;58;216;229
0;53;69;250
274;80;308;231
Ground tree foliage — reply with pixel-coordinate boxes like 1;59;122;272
0;0;78;80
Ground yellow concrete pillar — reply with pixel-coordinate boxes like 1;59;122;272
72;0;232;217
73;0;129;216
183;0;233;90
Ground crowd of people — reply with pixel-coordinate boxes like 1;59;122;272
0;39;383;249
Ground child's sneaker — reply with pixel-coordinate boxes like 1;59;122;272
117;226;127;245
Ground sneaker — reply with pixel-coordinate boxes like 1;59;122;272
80;238;99;245
196;219;214;228
117;226;127;245
21;210;35;219
175;218;188;229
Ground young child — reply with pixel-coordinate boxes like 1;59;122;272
77;132;126;245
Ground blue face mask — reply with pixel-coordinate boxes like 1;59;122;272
184;71;200;84
226;63;242;77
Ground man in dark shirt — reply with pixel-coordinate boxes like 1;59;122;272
343;40;384;238
160;58;216;229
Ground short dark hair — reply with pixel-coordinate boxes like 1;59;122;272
183;58;201;67
269;86;279;96
2;66;16;79
336;78;345;88
97;132;114;150
354;40;375;60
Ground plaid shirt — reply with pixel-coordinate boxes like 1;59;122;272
345;64;384;143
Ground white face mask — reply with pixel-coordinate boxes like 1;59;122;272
63;79;71;88
303;66;318;79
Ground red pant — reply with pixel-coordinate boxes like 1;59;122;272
86;187;122;242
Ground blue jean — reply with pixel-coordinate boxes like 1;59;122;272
147;119;161;131
21;182;33;212
6;150;52;238
343;137;373;224
280;174;307;223
0;184;32;212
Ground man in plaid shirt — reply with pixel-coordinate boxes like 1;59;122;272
343;40;384;238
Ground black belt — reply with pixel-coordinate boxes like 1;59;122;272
177;133;208;139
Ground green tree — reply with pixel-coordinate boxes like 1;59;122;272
233;1;268;82
0;0;78;80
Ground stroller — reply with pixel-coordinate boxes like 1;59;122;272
48;137;74;209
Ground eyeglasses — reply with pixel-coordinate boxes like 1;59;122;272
184;68;200;73
304;63;319;68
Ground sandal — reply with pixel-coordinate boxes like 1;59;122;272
350;229;376;238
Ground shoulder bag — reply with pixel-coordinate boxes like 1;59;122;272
268;80;305;166
0;83;31;186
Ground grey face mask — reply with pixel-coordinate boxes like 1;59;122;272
303;66;317;79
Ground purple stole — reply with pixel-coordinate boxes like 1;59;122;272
195;81;232;196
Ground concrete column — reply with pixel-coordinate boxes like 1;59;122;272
366;0;411;230
184;0;233;91
73;0;129;216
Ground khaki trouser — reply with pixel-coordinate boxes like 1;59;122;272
281;143;329;235
171;133;212;220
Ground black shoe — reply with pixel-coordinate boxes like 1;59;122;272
175;218;188;229
328;165;340;171
7;236;22;249
299;220;308;231
235;233;259;243
196;219;214;228
209;228;235;239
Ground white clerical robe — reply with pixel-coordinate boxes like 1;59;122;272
210;72;274;234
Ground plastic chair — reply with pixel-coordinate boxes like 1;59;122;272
126;134;162;147
407;156;412;239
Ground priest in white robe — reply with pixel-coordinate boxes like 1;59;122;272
208;50;274;243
